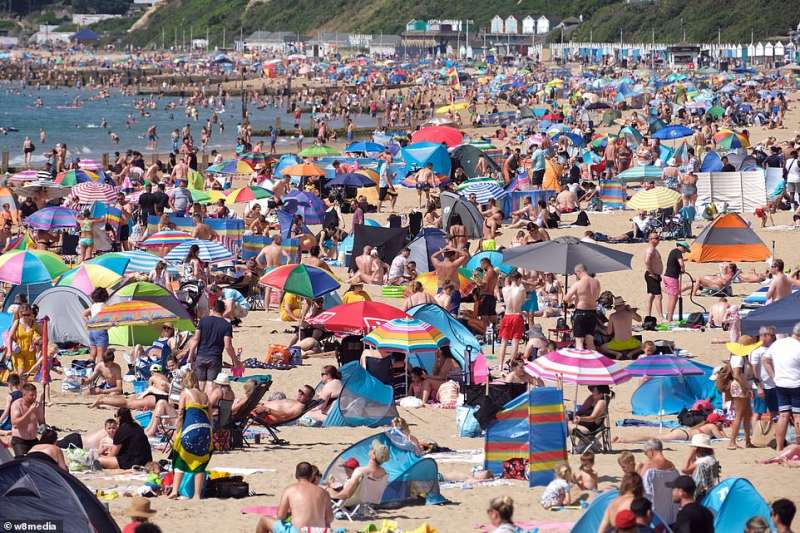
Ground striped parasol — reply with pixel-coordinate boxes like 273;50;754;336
524;348;631;385
140;230;193;249
91;251;177;274
363;317;449;353
78;159;103;171
713;129;750;150
87;300;178;329
7;169;47;183
224;186;272;205
56;263;124;295
3;232;35;252
458;181;507;204
24;206;77;230
164;239;234;263
71;182;118;204
238;152;274;168
625;355;704;377
0;250;69;284
616;165;663;182
626;187;681;211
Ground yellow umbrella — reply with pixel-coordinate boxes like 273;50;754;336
626;187;681;211
435;101;469;114
545;78;564;88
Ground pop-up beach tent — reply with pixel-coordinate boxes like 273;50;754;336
322;431;444;506
450;144;500;178
742;291;800;335
570;489;672;533
323;361;398;427
0;455;120;532
702;478;773;532
440;191;483;238
484;387;567;487
407;228;448;272
684;213;770;262
631;360;722;415
33;286;91;346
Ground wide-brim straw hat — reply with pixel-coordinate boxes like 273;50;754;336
725;335;762;357
125;497;157;519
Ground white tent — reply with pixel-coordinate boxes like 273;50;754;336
696;171;766;213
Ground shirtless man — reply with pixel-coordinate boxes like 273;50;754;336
643;232;664;319
482;199;504;239
272;175;292;202
349;245;374;284
601;297;643;360
477;257;499;324
170;155;189;182
565;264;601;350
191;215;219;241
510;196;537;228
304;245;332;273
431;247;469;288
556;188;579;212
766;259;800;303
82;351;123;396
684;262;737;297
253;385;314;424
415;163;436;208
256;462;333;533
256;235;288;311
497;272;527;371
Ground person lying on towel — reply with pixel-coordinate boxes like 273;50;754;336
252;385;315;424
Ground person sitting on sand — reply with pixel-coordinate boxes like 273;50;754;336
256;462;333;533
91;363;170;410
27;428;67;470
349;245;374;284
573;451;598;490
613;412;727;444
77;417;118;456
326;439;389;505
81;350;123;396
597;472;645;533
599;296;643;360
503;358;543;386
252;385;315;424
97;407;153;470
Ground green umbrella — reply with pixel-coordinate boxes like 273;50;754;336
106;281;195;346
298;145;340;158
706;105;725;120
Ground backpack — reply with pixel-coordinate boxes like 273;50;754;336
714;361;734;393
677;406;711;427
574;210;591;226
642;316;658;331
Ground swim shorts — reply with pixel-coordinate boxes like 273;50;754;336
572;309;598;338
498;313;525;340
776;386;800;414
606;337;642;352
662;275;680;297
645;273;662;296
88;329;109;348
477;294;497;316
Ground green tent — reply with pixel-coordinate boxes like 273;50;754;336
107;281;194;346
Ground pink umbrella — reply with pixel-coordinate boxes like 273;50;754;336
524;348;630;386
71;182;118;204
78;159;102;171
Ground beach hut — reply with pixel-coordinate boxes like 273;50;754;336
323;361;399;427
684;213;770;263
483;387;567;487
321;431;443;505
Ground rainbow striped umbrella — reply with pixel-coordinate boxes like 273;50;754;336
3;232;35;252
364;317;449;353
713;129;750;149
224;186;273;205
625;355;704;377
140;230;193;249
55;169;101;186
415;270;475;297
259;264;340;298
24;206;77;230
165;239;234;263
207;159;255;175
524;348;631;386
87;300;178;329
0;250;69;284
71;182;118;204
56;263;124;295
238;152;274;168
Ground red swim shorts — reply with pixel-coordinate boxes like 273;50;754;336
499;313;525;340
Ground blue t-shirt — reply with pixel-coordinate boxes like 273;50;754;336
532;149;546;171
223;288;250;311
196;315;233;360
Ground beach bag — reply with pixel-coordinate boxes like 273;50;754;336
456;405;482;438
502;458;528;480
751;414;775;448
677;407;710;427
206;476;249;498
686;312;706;328
574;211;590;226
714;361;734;394
265;345;289;365
63;445;94;472
642;316;658;331
437;380;460;408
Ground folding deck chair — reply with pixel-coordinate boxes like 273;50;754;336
219;380;271;449
569;394;612;454
250;399;324;445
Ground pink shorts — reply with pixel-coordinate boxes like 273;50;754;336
662;275;680;296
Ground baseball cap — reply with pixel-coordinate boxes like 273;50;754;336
666;475;696;494
706;412;724;424
676;241;690;250
343;458;359;469
614;509;636;529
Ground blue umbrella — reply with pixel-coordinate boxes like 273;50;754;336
325;172;376;188
466;251;513;275
458;181;507;204
283;191;326;225
652;125;694;140
345;141;385;154
91;251;178;274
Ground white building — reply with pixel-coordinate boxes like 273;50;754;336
504;15;518;34
522;16;536;35
31;25;71;45
536;16;550;35
133;0;163;5
241;31;295;53
0;36;18;48
71;14;120;26
490;15;504;34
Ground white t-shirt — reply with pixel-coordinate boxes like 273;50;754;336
388;255;407;279
766;336;800;389
90;302;105;318
785;158;800;184
749;346;775;389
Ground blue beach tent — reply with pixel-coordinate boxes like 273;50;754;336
323;361;398;427
631;361;722;416
702;478;773;532
570;489;672;533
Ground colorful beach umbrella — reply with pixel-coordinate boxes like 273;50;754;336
415;270;475;297
140;230;193;250
259;264;340;298
3;232;35;252
298;145;340;158
93;251;177;274
345;141;385;154
465;251;514;275
458;181;507;204
627;186;681;211
55;169;101;186
363;317;449;353
714;129;750;149
164;239;233;263
206;159;255;175
225;186;273;205
56;263;124;295
71;182;118;204
87;300;178;329
282;191;326;225
281;162;326;177
625;355;705;377
616;165;663;182
411;126;463;148
307;301;408;335
524;348;631;386
325;173;376;188
24;206;77;231
238;152;273;168
0;250;69;284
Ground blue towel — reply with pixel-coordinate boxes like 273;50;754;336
616;418;681;428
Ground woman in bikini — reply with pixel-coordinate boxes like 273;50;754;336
613;413;727;444
78;209;102;262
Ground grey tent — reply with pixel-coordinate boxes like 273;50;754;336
0;455;120;532
741;291;800;335
2;283;50;313
348;224;408;270
440;191;483;239
451;144;500;178
408;228;448;272
33;286;91;346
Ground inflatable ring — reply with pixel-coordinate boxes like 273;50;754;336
381;285;405;298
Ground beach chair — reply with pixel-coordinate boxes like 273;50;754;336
220;380;271;449
569;394;612;454
331;472;386;521
250;399;324;445
699;279;733;298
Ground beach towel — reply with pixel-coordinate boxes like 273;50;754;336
616;419;681;428
172;403;213;473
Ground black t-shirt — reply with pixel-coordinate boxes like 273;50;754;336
721;163;736;172
20;201;37;219
152;191;169;213
664;248;684;278
138;192;155;216
765;154;784;168
672;502;714;533
113;422;152;469
196;315;233;360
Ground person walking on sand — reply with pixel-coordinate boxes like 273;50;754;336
643;232;664;320
497;272;527;371
565;264;600;350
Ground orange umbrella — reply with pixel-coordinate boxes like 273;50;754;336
281;162;325;177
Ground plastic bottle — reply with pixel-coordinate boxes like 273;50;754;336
486;323;494;345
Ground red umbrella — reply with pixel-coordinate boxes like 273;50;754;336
306;301;408;335
542;113;562;121
411;125;463;148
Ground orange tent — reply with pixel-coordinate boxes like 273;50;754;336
542;159;562;192
685;213;770;262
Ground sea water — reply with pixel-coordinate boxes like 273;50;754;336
0;82;377;165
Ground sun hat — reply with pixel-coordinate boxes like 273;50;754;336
343;457;360;469
690;433;713;449
614;509;636;529
213;373;230;386
613;296;627;308
725;334;762;357
529;324;546;340
676;241;690;250
125;497;157;519
371;440;390;464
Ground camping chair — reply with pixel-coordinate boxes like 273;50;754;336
569;394;612;454
219;380;271;449
250;399;324;446
330;472;384;521
699;280;733;298
211;398;235;453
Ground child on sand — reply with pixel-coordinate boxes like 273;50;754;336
618;451;637;475
25;343;60;406
573;451;598;490
540;463;574;509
